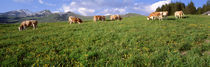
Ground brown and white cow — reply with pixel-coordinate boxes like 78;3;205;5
160;11;168;19
68;16;83;24
174;11;184;19
93;15;106;22
110;15;122;21
147;12;163;20
18;20;38;31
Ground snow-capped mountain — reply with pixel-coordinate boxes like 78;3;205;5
2;9;34;17
1;9;53;17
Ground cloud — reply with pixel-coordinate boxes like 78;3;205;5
59;0;171;16
59;0;133;16
38;0;56;6
150;0;171;11
101;8;127;15
13;0;33;3
60;2;95;16
38;0;44;4
78;8;95;16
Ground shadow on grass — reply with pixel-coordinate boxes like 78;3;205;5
166;16;189;20
166;18;176;20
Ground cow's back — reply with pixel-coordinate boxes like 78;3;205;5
30;20;38;25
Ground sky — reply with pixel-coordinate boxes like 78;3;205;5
0;0;208;16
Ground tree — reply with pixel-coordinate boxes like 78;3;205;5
184;1;196;14
207;0;210;5
196;7;203;14
155;2;186;15
156;7;162;12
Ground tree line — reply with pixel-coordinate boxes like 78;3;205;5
156;1;210;15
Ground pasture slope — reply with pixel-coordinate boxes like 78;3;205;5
0;15;209;66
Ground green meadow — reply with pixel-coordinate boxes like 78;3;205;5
0;15;209;66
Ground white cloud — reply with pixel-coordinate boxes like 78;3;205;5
150;0;171;11
58;0;171;16
78;8;95;16
101;8;127;15
38;0;44;4
13;0;33;3
52;11;60;13
60;2;95;16
61;4;71;12
59;0;131;16
38;0;56;6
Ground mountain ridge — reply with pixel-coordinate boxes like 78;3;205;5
0;9;142;23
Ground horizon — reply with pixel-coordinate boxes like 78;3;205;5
0;0;208;16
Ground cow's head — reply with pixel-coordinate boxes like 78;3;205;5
147;17;150;20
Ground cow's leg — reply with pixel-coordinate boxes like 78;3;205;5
70;21;72;24
158;16;161;20
18;27;21;31
78;22;81;24
180;15;182;19
158;17;161;20
32;24;36;30
94;18;96;22
69;21;73;24
23;26;26;30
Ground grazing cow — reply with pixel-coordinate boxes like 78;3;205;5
93;15;106;22
18;20;38;31
68;16;83;24
147;12;163;20
110;15;122;21
160;11;168;19
175;11;184;19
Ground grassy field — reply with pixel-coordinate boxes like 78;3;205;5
0;15;209;66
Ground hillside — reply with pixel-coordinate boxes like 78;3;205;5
0;15;209;66
0;9;86;23
0;9;142;23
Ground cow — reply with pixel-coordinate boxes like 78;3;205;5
147;12;163;20
68;16;83;24
18;20;38;31
93;15;106;22
174;11;184;19
110;15;122;21
160;11;168;19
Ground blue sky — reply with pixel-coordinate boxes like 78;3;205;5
0;0;208;16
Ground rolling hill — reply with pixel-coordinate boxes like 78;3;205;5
0;9;142;24
0;15;209;66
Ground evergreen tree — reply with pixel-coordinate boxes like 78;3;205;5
184;1;196;14
196;7;203;14
155;2;186;15
156;7;162;12
207;0;210;5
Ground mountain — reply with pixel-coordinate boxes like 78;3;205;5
0;9;84;23
121;13;142;17
31;10;52;17
0;9;142;24
1;9;33;17
0;9;53;18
